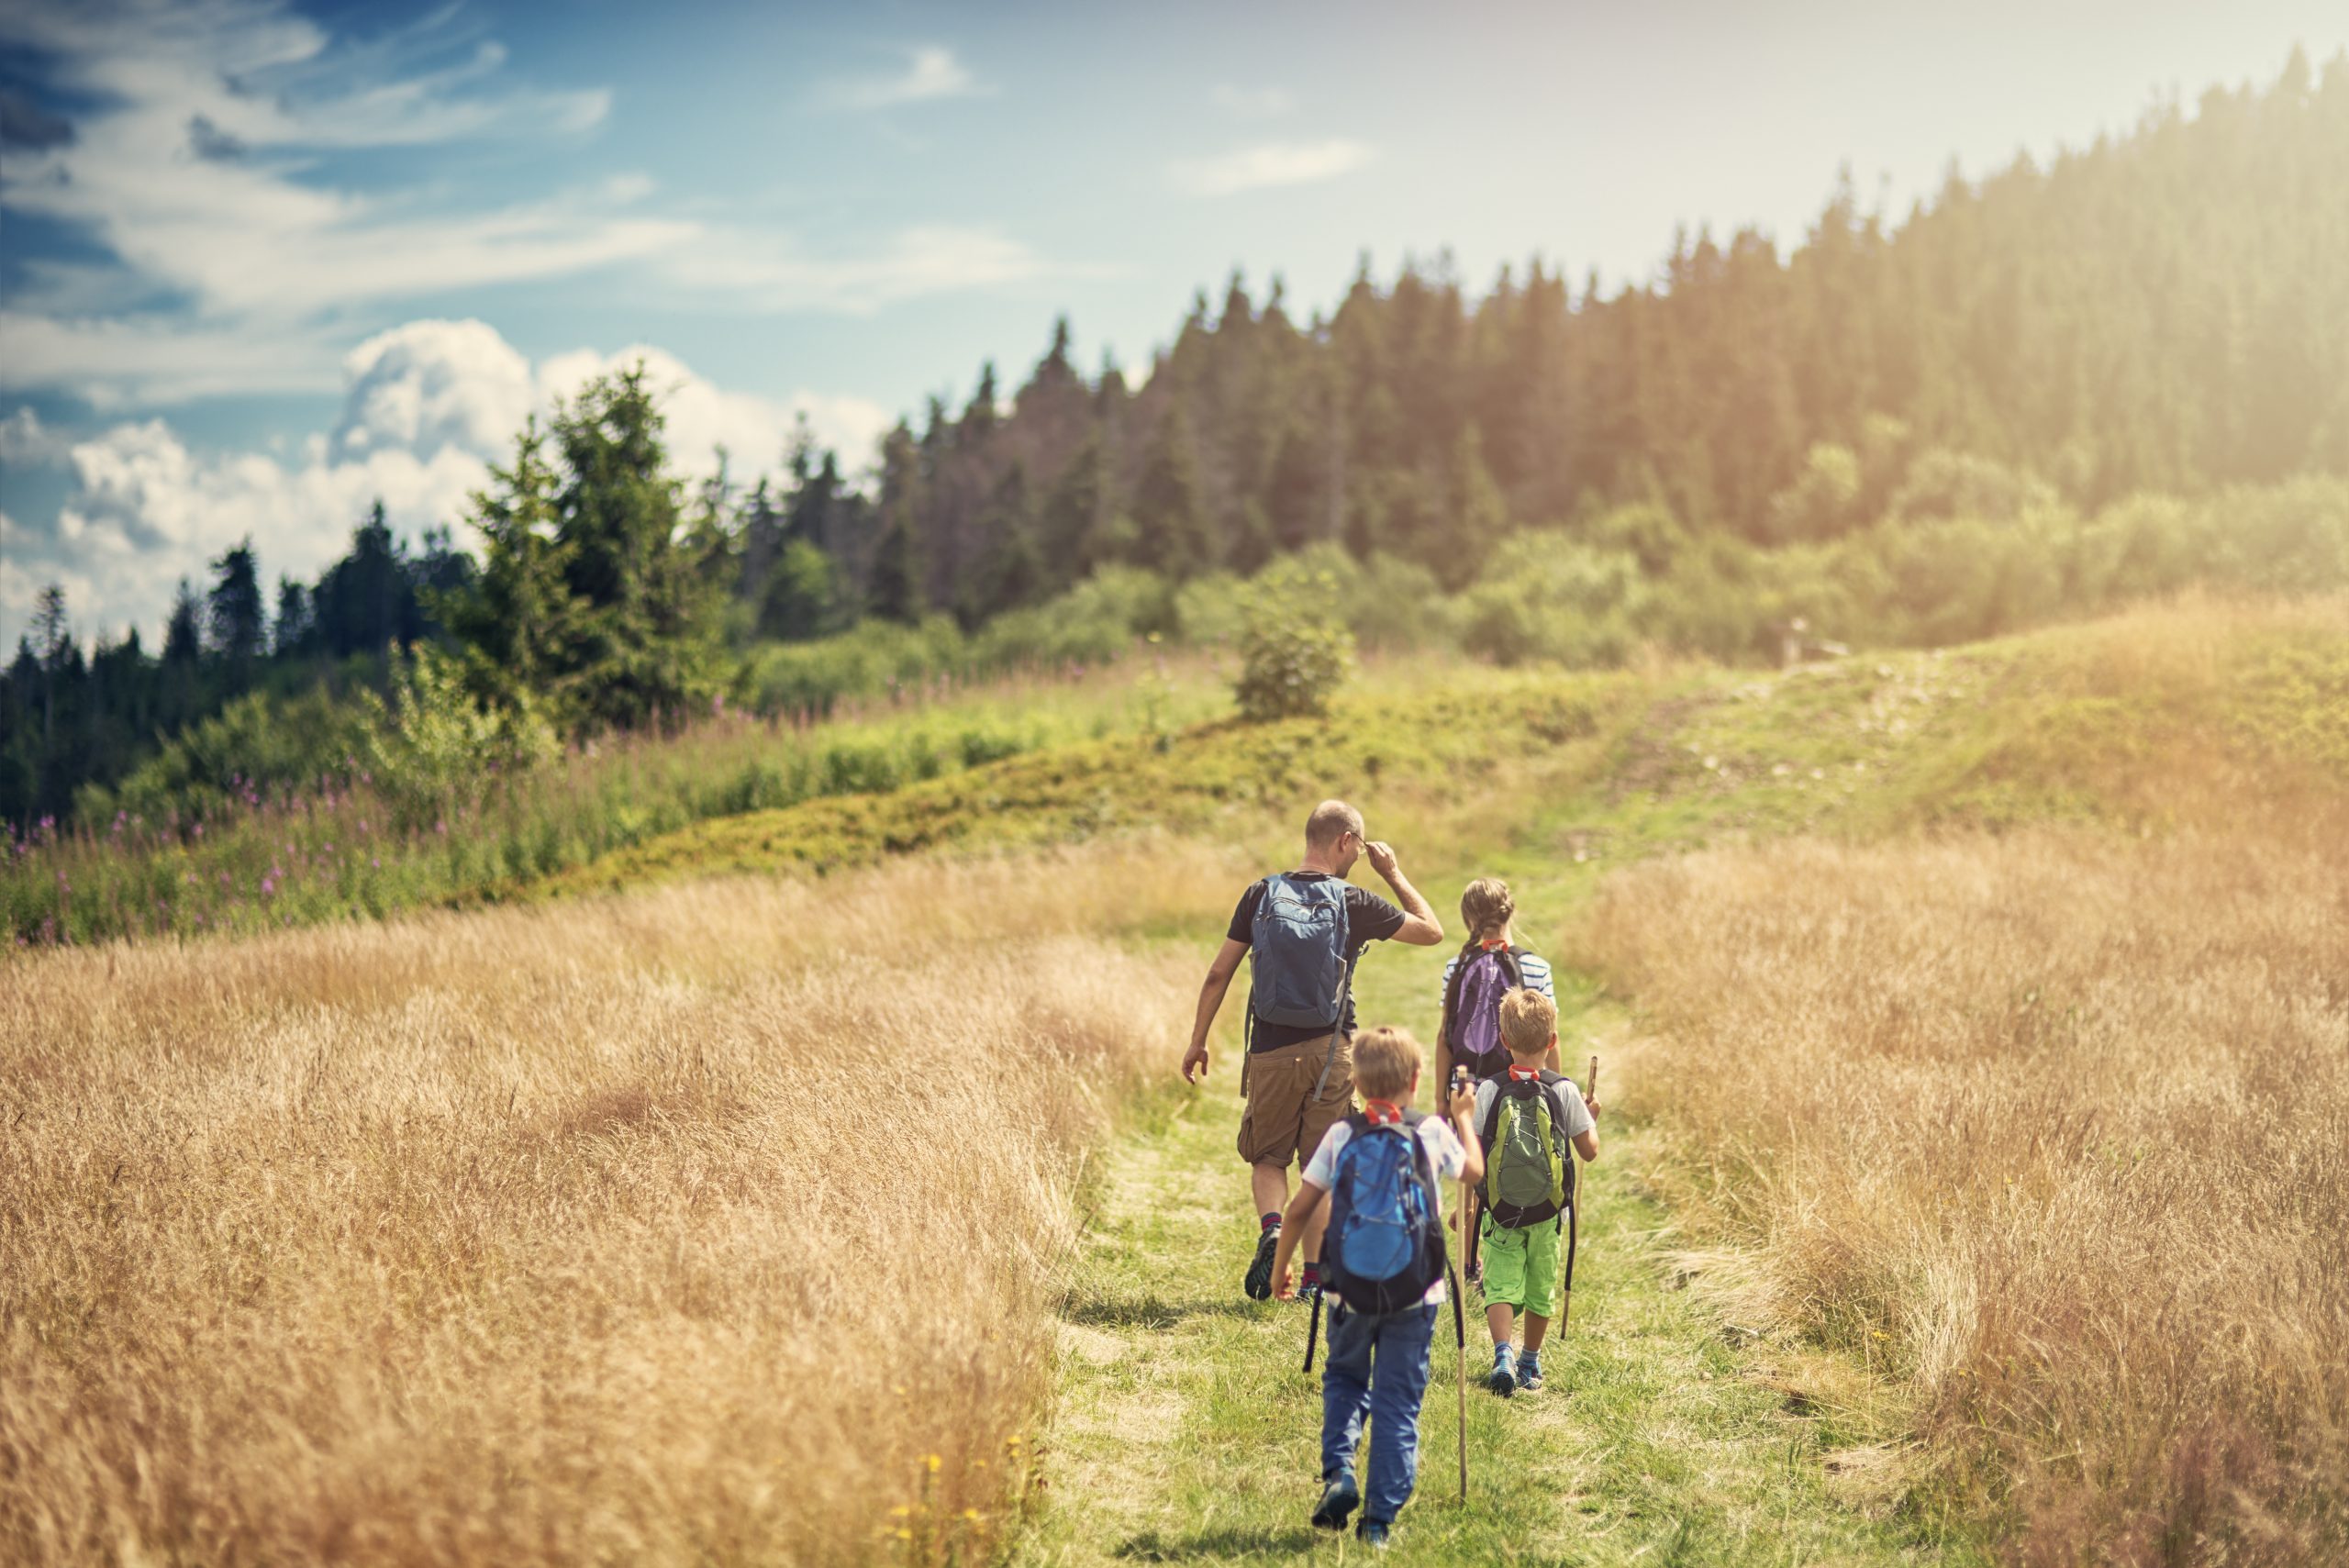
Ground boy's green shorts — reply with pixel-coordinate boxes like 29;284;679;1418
1479;1212;1564;1318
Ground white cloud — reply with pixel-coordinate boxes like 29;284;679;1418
0;407;68;466
0;6;1052;411
826;46;987;110
535;345;890;478
0;310;345;406
672;224;1064;315
331;319;536;463
1;319;893;647
1171;138;1374;196
1209;83;1297;119
0;0;642;323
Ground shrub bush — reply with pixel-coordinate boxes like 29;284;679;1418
1231;564;1354;722
1458;532;1648;667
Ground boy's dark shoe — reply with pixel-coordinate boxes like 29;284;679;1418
1515;1353;1545;1393
1244;1222;1281;1301
1358;1518;1392;1549
1486;1344;1517;1396
1310;1471;1360;1531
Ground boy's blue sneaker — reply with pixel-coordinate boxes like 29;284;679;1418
1516;1352;1544;1392
1310;1471;1359;1531
1486;1344;1517;1396
1244;1222;1280;1301
1358;1518;1392;1549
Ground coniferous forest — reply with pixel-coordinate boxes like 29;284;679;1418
6;51;2348;829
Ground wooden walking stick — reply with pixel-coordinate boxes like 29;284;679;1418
1562;1053;1598;1330
1453;1066;1471;1501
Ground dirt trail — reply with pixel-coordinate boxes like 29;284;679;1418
1018;1057;1959;1565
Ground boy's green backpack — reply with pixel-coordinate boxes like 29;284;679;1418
1477;1071;1574;1228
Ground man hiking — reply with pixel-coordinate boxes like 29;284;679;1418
1181;799;1444;1302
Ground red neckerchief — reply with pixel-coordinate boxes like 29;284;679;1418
1480;938;1510;952
1362;1098;1405;1126
1508;1065;1542;1083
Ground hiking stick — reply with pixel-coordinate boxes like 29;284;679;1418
1562;1054;1598;1330
1453;1066;1471;1502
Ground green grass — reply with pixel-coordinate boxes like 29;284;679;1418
554;600;2348;918
1005;600;2344;1566
1020;1018;1983;1565
2;657;1235;945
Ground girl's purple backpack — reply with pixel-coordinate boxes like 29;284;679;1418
1442;942;1526;1080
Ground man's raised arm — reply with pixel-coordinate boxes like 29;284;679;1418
1364;841;1444;946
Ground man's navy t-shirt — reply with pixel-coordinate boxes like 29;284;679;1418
1227;873;1406;1051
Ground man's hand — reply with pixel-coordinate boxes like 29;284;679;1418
1584;1092;1602;1121
1181;1040;1210;1084
1448;1076;1477;1121
1364;840;1400;880
1273;1261;1296;1302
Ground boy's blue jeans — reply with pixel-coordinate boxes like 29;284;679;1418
1320;1301;1440;1524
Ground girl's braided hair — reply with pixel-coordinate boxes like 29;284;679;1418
1460;877;1515;943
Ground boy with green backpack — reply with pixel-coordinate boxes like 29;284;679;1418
1474;987;1600;1396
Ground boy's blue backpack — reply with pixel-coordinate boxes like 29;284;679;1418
1320;1112;1449;1315
1248;873;1352;1030
1442;942;1526;1080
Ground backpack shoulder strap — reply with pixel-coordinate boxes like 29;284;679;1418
1438;939;1478;1048
1397;1108;1445;1219
1475;1084;1505;1151
1495;945;1524;989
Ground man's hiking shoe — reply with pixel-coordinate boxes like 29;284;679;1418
1358;1518;1392;1549
1244;1223;1281;1301
1310;1472;1360;1531
1515;1355;1545;1393
1296;1277;1321;1307
1486;1346;1517;1396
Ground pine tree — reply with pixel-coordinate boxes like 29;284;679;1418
1132;407;1210;576
205;539;266;668
440;417;581;715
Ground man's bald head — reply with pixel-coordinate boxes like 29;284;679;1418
1305;799;1365;853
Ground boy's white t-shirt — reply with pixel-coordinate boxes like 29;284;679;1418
1301;1111;1470;1307
1472;1074;1597;1144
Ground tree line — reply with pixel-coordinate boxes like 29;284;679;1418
6;50;2345;828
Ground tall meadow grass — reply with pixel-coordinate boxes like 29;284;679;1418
1573;822;2349;1565
0;842;1236;1566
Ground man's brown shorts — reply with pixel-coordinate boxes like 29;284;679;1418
1238;1032;1355;1169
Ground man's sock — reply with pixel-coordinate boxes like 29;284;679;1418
1301;1262;1320;1288
1261;1212;1283;1230
1492;1342;1514;1367
1520;1350;1541;1374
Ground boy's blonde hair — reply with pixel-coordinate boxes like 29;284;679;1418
1497;988;1557;1058
1352;1025;1423;1101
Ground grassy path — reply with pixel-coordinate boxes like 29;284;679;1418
1020;1029;1970;1565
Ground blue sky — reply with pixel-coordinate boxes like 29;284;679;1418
4;0;2343;648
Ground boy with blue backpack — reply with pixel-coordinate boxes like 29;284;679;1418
1271;1025;1483;1549
1182;800;1444;1302
1474;988;1600;1396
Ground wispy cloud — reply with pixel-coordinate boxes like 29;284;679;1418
824;46;987;111
1171;139;1373;196
0;5;1055;408
1209;83;1297;119
672;225;1069;315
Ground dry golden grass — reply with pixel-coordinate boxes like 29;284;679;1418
1573;822;2349;1565
0;844;1236;1567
